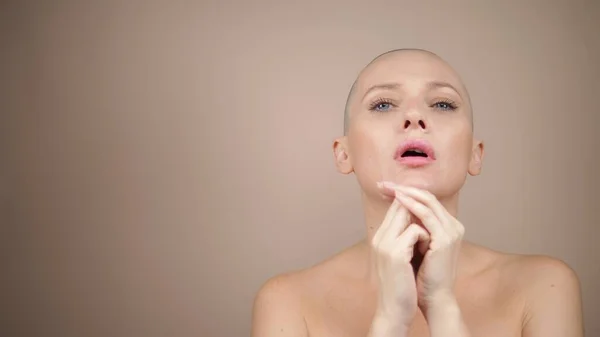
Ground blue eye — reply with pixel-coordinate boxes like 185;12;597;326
369;100;394;112
374;103;391;111
432;101;456;111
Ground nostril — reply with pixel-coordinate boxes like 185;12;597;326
418;120;426;129
404;120;411;128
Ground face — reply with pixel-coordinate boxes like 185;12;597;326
334;51;483;200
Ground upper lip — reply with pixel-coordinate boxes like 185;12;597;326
394;139;436;160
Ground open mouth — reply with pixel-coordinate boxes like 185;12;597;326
394;139;436;163
400;148;429;158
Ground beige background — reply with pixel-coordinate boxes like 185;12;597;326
2;1;599;336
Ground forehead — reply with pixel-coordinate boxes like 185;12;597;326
355;51;467;96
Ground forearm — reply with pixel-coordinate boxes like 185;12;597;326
367;311;410;337
423;293;471;337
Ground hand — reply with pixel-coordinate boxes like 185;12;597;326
369;190;431;332
381;182;464;315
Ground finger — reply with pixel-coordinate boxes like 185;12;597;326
395;224;431;259
402;186;446;215
394;193;445;239
417;235;431;255
377;181;397;199
372;198;401;245
388;184;449;226
394;186;464;236
381;182;450;235
380;202;410;247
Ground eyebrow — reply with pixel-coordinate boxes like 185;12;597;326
426;81;461;95
361;83;402;100
361;80;462;100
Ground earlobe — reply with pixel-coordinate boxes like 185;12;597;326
333;137;353;175
468;140;484;176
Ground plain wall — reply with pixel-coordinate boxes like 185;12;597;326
2;1;599;336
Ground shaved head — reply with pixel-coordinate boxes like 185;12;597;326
343;48;472;134
333;47;483;208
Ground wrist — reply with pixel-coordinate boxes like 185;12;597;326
419;290;458;318
369;309;411;337
420;292;470;337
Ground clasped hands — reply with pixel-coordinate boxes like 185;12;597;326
372;181;465;328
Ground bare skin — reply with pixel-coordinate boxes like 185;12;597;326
251;50;584;337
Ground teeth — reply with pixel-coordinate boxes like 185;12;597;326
410;149;424;154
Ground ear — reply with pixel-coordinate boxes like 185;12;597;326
468;139;484;176
333;136;353;175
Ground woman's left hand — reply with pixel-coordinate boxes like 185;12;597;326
380;182;464;315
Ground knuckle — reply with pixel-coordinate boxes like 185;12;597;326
404;224;420;237
438;236;452;247
392;246;411;261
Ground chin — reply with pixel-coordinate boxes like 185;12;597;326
395;178;433;191
389;173;436;191
387;176;459;200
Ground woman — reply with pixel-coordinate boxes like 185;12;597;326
251;49;584;337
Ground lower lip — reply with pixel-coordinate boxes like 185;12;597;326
396;157;434;167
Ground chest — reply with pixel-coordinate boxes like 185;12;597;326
304;284;524;337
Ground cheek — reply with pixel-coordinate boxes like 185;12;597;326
440;124;473;155
438;132;473;174
348;130;391;176
349;133;377;167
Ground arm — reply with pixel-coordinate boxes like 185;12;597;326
382;184;472;337
422;292;470;337
367;311;411;337
251;275;308;337
521;257;584;337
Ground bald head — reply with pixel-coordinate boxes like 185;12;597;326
343;48;472;134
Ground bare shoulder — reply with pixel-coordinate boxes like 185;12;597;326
251;270;308;337
505;253;580;286
500;253;584;336
500;253;582;301
467;243;581;288
251;243;367;336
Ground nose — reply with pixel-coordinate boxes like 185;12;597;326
402;110;428;132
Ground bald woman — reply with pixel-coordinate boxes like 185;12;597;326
251;49;584;337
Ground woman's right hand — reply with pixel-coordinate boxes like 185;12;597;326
369;194;430;336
